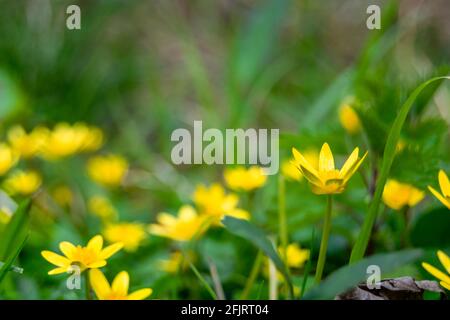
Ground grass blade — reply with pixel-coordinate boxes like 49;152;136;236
350;76;450;263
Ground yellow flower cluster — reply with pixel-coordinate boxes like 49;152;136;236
149;167;263;243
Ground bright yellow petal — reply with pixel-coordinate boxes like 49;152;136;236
438;170;450;197
100;242;123;259
112;271;129;296
89;269;111;300
319;143;335;172
87;235;103;253
59;241;75;259
342;151;368;183
157;213;177;226
41;251;71;267
422;262;450;284
437;250;450;274
428;186;450;209
127;288;152;300
48;267;68;275
440;281;450;291
87;260;107;269
339;148;359;178
298;164;322;186
292;148;320;179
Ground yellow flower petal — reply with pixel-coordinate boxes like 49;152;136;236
157;213;177;226
339;147;359;178
440;281;450;291
87;260;107;269
437;250;450;274
41;251;70;267
59;241;75;259
428;186;450;209
342;151;368;183
438;170;450;197
127;288;152;300
89;269;111;300
100;242;123;260
87;235;103;253
48;267;68;275
319;143;335;172
292;148;320;181
112;271;129;296
422;262;450;284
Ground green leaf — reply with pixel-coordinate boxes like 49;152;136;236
0;200;31;261
0;234;27;285
222;216;294;298
303;249;423;300
350;76;450;263
411;208;450;248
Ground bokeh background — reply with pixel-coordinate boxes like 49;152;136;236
0;0;449;299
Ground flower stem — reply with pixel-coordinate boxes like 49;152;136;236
85;272;91;300
278;174;288;261
314;195;333;284
240;250;263;299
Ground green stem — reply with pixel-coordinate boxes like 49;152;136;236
240;251;263;300
85;272;91;300
314;195;333;284
278;174;288;261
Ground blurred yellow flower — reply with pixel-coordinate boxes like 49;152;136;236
103;222;147;252
73;123;104;152
428;170;450;209
88;196;118;221
41;235;123;275
279;243;310;269
149;205;208;242
4;170;42;195
193;183;250;225
422;250;450;291
339;103;361;135
382;179;425;210
0;143;19;175
292;143;367;195
282;150;319;181
89;269;152;300
7;125;48;158
40;123;83;159
52;185;73;207
87;154;128;187
158;251;192;273
224;166;267;191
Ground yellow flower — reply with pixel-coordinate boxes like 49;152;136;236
41;235;123;275
339;103;361;135
148;205;208;241
193;183;250;225
158;251;192;273
88;196;118;221
73;123;104;152
4;170;42;195
428;170;450;209
40;123;82;159
7;125;48;158
89;269;152;300
87;154;128;187
103;222;147;252
0;143;19;175
279;243;310;269
224;166;267;191
52;185;73;207
382;179;425;210
292;143;367;195
283;149;319;181
422;250;450;291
